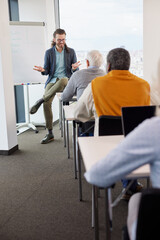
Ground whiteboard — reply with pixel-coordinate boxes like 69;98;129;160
10;22;47;84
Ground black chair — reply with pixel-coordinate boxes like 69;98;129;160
122;188;160;240
99;115;123;136
119;105;156;205
121;105;156;136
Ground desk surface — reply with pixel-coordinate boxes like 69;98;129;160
78;135;150;179
56;92;62;100
56;92;77;101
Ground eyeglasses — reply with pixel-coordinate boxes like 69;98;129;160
57;39;66;42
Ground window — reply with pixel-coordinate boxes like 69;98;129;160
8;0;19;21
59;0;143;77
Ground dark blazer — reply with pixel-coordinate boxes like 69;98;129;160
41;46;78;87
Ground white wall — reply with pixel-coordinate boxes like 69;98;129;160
0;0;18;151
143;0;160;103
18;0;56;48
18;0;46;22
17;0;59;123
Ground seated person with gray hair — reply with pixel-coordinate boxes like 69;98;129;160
61;50;105;102
85;106;160;240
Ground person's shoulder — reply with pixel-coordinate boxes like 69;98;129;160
139;116;160;131
127;116;160;142
45;47;54;54
78;68;88;74
67;47;75;51
130;72;150;85
149;116;160;125
72;68;84;75
70;69;86;81
139;77;150;89
98;69;106;75
137;76;149;84
69;70;80;80
128;72;150;91
89;68;105;74
66;47;76;54
92;74;107;83
139;117;160;140
74;68;89;75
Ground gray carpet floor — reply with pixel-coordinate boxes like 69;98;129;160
0;123;147;240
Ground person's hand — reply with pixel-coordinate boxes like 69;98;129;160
33;66;45;72
72;61;81;70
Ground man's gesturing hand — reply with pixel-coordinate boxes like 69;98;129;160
33;66;45;72
72;61;81;70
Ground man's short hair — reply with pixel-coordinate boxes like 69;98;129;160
107;48;130;70
53;28;66;38
86;50;103;68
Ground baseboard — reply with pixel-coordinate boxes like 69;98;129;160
0;144;19;155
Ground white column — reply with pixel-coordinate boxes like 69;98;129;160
143;0;160;103
44;0;59;122
0;0;18;154
45;0;56;48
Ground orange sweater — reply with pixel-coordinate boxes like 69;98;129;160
91;70;150;117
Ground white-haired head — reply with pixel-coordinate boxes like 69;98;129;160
86;50;103;68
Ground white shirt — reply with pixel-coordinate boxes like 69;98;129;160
73;83;99;135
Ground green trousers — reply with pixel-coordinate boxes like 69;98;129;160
43;77;68;130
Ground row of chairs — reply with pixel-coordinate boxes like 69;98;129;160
62;101;160;239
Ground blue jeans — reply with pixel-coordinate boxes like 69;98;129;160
78;122;94;137
121;179;138;192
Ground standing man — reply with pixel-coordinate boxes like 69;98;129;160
30;28;80;144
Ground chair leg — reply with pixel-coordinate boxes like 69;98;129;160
66;120;70;158
63;108;66;147
92;185;95;228
77;140;82;201
108;188;113;230
104;188;111;240
60;100;63;137
93;185;99;240
72;121;77;179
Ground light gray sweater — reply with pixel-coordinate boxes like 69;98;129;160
61;67;105;101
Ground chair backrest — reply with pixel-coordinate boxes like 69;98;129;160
136;188;160;240
121;105;156;136
99;115;123;136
